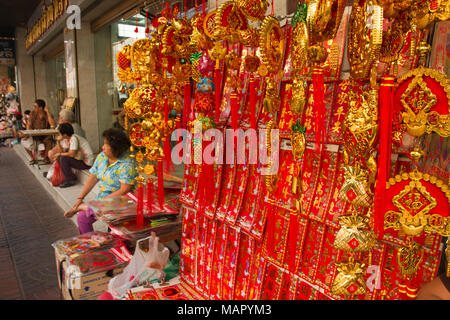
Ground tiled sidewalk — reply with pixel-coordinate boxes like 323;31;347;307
0;147;77;300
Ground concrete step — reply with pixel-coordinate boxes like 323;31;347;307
13;144;108;232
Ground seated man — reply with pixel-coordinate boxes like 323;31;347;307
24;99;54;163
54;123;95;188
48;109;85;163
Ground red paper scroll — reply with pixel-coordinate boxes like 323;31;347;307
215;163;237;222
209;221;228;300
180;164;200;207
225;163;249;226
180;207;197;286
234;232;256;300
221;226;240;300
237;164;264;233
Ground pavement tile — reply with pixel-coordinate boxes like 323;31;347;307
0;148;78;300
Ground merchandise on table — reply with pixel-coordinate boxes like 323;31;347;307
52;231;122;258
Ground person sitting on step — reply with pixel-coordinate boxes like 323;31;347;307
64;128;137;234
54;123;94;188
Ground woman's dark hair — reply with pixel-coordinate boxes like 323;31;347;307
24;110;31;115
102;128;131;158
35;99;46;109
58;122;74;136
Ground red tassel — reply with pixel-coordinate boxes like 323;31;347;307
136;183;144;227
215;69;221;124
231;91;238;130
197;141;216;211
147;178;154;217
157;159;165;207
312;67;325;152
373;75;395;240
183;82;191;128
249;75;257;129
163;99;173;173
145;10;150;34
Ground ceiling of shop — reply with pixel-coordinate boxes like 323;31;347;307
0;0;42;37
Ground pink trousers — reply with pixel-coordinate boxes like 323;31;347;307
77;207;97;234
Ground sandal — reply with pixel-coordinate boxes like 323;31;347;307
29;160;37;165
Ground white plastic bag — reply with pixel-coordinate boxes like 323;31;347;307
107;232;170;299
46;162;55;180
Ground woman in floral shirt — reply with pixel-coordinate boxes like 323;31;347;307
64;128;137;234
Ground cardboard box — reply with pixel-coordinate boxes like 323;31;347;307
52;232;125;289
61;261;126;300
60;246;132;300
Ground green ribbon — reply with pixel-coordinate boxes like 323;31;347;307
292;120;306;134
291;3;307;27
190;52;202;63
199;115;216;130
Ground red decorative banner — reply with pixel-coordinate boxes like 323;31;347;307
215;163;237;222
260;262;284;300
277;83;297;139
247;242;266;300
302;83;338;143
272;149;295;204
314;226;341;291
209;221;228;300
199;164;223;220
195;214;210;293
324;156;350;228
180;164;200;207
278;269;298;300
309;150;340;223
300;148;323;217
327;80;350;144
234;232;256;300
295;279;318;300
221;227;241;300
249;196;269;241
203;220;218;299
225;164;250;226
237;164;264;233
239;75;266;129
283;214;308;274
180;207;197;286
297;220;326;281
262;204;290;268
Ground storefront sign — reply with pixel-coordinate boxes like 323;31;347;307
0;40;15;66
26;0;69;50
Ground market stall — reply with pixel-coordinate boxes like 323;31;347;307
54;0;449;300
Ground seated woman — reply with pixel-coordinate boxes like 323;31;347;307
64;128;137;234
54;123;95;188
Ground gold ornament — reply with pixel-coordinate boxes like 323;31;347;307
203;11;217;39
331;257;367;297
214;1;248;43
397;241;424;278
338;165;373;209
263;78;281;113
235;0;268;21
291;130;306;161
259;16;285;75
398;67;449;137
347;0;383;79
306;0;346;46
334;212;377;252
384;171;450;237
208;41;227;70
290;17;309;115
243;55;261;73
264;119;278;193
